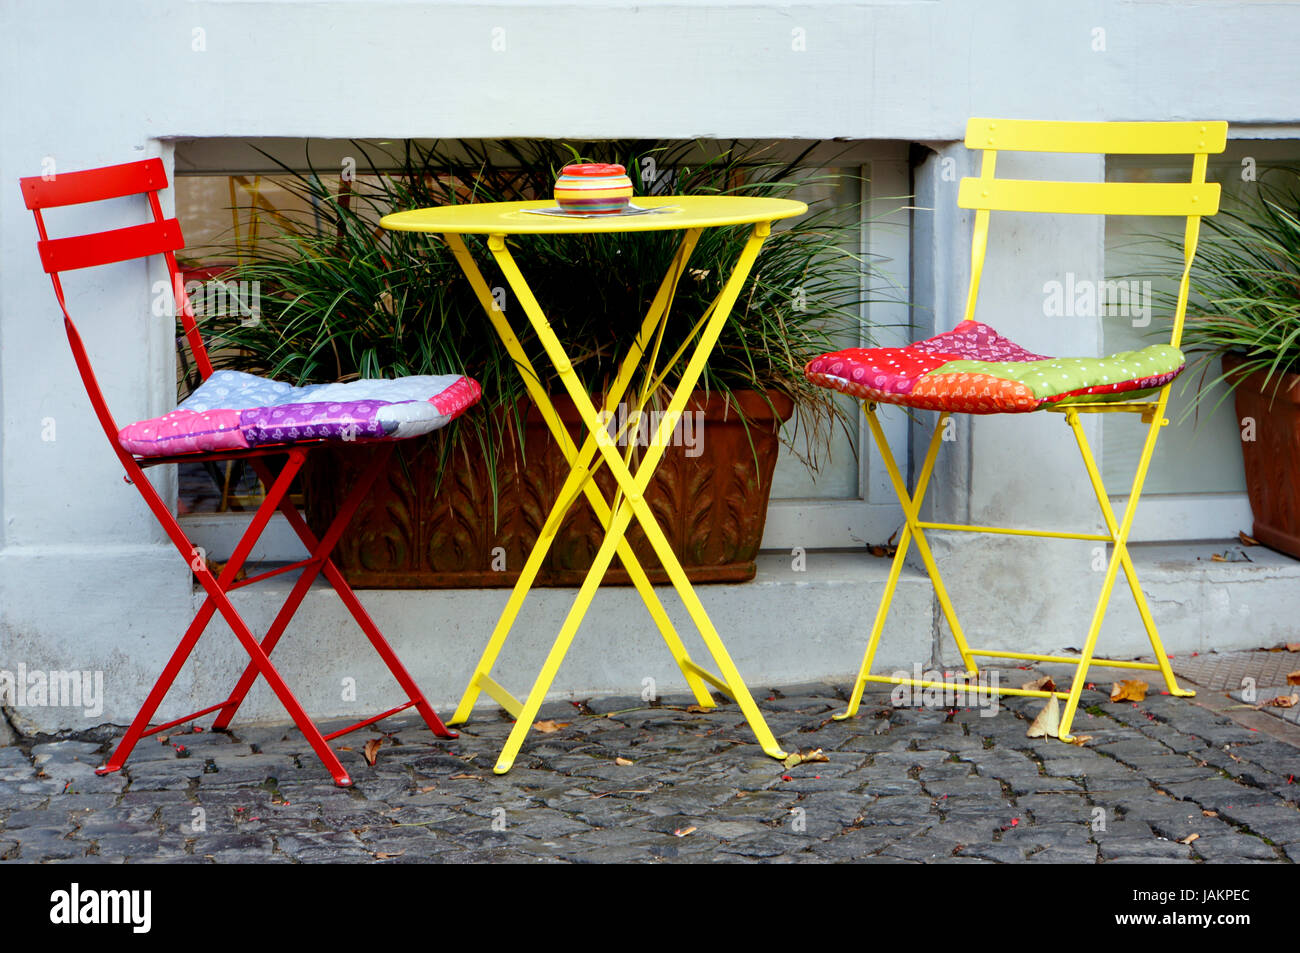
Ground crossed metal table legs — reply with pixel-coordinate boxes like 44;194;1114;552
442;224;788;773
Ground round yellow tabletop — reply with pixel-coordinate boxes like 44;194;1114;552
380;195;807;235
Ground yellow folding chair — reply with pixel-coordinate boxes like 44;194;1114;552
805;118;1227;740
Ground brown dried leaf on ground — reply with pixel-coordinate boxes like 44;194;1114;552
1067;735;1093;746
1180;833;1200;845
1238;532;1259;546
534;720;570;734
205;557;247;582
1287;670;1300;686
1021;675;1057;693
685;705;712;714
614;757;634;766
1027;697;1060;739
1110;680;1149;703
363;737;383;766
782;748;829;769
673;826;697;837
1264;693;1300;709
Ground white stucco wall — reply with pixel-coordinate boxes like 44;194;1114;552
3;0;1300;733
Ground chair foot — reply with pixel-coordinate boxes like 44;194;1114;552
1170;687;1197;698
94;764;120;777
762;745;788;760
831;709;856;722
493;757;514;775
333;774;354;788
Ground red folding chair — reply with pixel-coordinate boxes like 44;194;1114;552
21;158;479;786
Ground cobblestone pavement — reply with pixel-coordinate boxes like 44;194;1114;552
3;674;1300;863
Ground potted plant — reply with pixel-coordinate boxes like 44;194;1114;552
1160;168;1300;558
196;139;886;586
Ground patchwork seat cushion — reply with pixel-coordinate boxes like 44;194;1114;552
804;320;1184;414
119;370;481;457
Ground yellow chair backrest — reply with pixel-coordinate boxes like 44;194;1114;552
956;118;1228;347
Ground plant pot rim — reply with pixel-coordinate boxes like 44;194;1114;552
1221;353;1300;405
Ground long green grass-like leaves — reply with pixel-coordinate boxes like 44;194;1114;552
1145;167;1300;413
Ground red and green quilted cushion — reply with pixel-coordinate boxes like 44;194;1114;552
804;320;1184;414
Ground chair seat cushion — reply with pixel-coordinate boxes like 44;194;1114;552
118;370;481;457
804;320;1184;414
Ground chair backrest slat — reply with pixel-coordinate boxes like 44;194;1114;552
955;118;1228;349
37;219;185;273
964;118;1228;155
958;179;1221;217
21;158;214;453
20;158;168;210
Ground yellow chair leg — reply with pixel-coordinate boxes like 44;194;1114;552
1059;389;1189;742
1065;408;1194;700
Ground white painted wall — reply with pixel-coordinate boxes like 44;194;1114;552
4;0;1300;733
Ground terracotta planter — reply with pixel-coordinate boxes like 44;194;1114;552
304;390;795;588
1224;354;1300;559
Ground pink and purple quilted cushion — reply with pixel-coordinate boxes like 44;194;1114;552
805;320;1185;414
119;370;481;457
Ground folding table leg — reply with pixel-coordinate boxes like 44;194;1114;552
446;230;716;725
485;224;788;769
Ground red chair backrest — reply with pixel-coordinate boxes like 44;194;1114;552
21;158;214;456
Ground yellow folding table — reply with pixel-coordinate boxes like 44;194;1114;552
381;195;807;773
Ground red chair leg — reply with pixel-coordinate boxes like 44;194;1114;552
213;445;455;741
101;450;355;785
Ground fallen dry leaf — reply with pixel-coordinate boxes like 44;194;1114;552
1289;643;1300;653
205;557;247;582
1265;693;1300;708
534;720;570;734
1027;696;1061;739
673;826;697;837
1110;680;1149;703
1021;675;1057;693
782;748;829;769
1238;531;1259;546
1180;833;1200;845
614;757;634;766
448;773;481;781
1067;735;1094;746
1210;553;1227;563
1288;671;1300;686
1202;810;1218;817
418;785;437;794
363;737;383;766
685;704;712;714
374;850;404;859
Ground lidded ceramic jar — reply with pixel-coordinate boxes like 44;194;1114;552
553;163;633;214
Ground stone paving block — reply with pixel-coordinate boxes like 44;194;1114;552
1097;838;1192;861
1190;832;1278;861
1025;845;1099;862
1160;777;1280;812
1212;803;1300;844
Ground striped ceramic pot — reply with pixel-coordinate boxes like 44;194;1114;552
553;163;634;214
